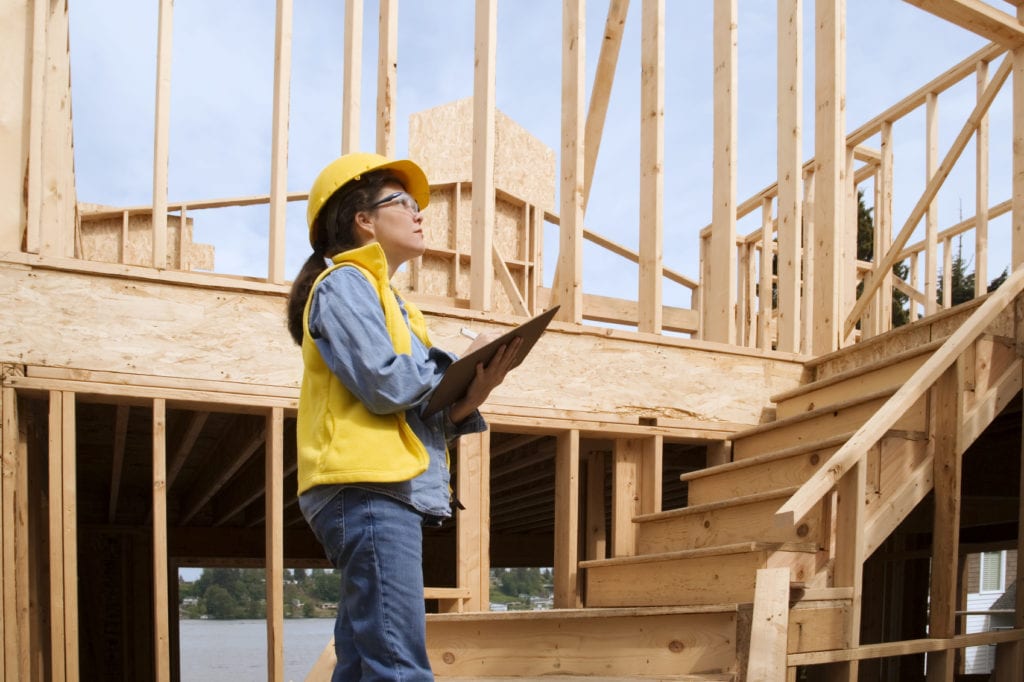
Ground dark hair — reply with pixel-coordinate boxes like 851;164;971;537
286;170;395;345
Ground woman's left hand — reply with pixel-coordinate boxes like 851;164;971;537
448;336;524;423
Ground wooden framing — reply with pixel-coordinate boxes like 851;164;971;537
470;0;497;311
1015;44;1024;269
554;429;581;608
776;0;802;353
456;431;490;611
265;407;284;682
341;0;363;154
267;0;293;285
556;0;585;324
975;59;990;296
376;0;397;157
152;0;173;269
153;398;170;682
638;0;664;334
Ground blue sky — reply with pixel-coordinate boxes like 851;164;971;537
68;1;1010;309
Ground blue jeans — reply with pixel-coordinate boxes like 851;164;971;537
306;487;434;681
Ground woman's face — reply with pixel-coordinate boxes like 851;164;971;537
356;180;426;276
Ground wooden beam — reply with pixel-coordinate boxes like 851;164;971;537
747;567;791;681
60;392;79;678
153;399;170;682
457;431;490;611
833;457;865;681
265;408;284;682
267;0;293;285
341;0;363;154
812;0;846;354
107;405;129;523
846;55;1012;336
611;438;641;557
777;0;803;353
789;627;1024;666
903;0;1024;48
1015;46;1024;268
640;435;662;515
583;0;630;211
166;411;209;489
705;0;738;344
585;451;607;561
556;0;585;324
759;198;774;350
554;429;580;607
926;92;939;315
24;0;47;254
976;60;990;296
179;417;266;525
926;364;963;682
639;0;664;333
152;0;174;269
471;0;497;312
1;387;15;679
375;0;397;156
46;391;65;682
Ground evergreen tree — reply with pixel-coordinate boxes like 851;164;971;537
856;190;910;327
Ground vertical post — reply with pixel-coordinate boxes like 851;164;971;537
554;429;581;607
47;391;65;682
471;0;497;312
776;0;802;353
812;0;845;354
456;431;490;611
585;452;607;561
152;0;174;269
746;567;791;681
342;0;363;154
1014;41;1024;269
268;0;293;285
556;0;585;324
1;386;15;679
833;457;865;682
24;0;47;254
926;364;963;682
759;197;774;350
976;60;990;296
376;0;397;157
152;399;170;682
925;92;939;314
611;439;642;557
844;147;858;346
265;408;284;682
640;435;662;515
638;0;664;333
60;392;78;679
705;0;738;344
1016;365;1024;679
877;122;894;332
942;237;953;309
802;170;816;353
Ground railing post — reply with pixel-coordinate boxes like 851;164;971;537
456;431;490;611
832;457;864;681
554;429;581;607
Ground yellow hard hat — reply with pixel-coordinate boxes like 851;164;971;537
306;152;430;242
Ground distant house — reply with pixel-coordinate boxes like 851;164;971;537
963;550;1017;674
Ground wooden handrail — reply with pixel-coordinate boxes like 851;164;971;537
776;264;1024;527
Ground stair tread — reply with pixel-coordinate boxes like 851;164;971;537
679;431;855;482
428;603;740;623
731;386;899;440
635;486;800;523
580;541;818;569
770;338;944;403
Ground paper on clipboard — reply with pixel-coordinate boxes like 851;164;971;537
423;306;560;417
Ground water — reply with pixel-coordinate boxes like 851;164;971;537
179;618;333;682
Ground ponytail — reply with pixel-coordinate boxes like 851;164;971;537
286;252;329;345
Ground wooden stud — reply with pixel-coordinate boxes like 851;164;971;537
152;0;174;269
759;197;774;350
976;60;990;296
1017;363;1024;677
452;183;462;297
23;0;47;254
342;0;363;154
844;147;858;347
1;387;14;680
833;457;865;681
268;0;293;285
705;0;738;344
556;0;585;324
583;0;630;211
471;0;497;312
846;55;1012;336
611;438;641;557
47;391;65;682
777;0;802;353
15;393;30;681
746;567;791;681
878;122;895;333
640;435;662;515
926;363;963;682
812;0;846;354
903;0;1024;47
265;407;284;682
926;92;939;315
1015;46;1024;269
585;451;606;561
802;170;816;353
554;429;580;607
376;0;397;157
107;405;129;523
456;431;490;611
153;398;170;682
942;237;953;308
638;0;664;334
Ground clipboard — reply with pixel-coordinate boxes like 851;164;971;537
423;305;560;417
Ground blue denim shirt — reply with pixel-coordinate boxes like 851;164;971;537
298;266;487;525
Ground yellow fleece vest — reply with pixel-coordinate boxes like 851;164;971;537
296;242;432;495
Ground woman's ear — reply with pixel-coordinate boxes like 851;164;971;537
353;210;376;244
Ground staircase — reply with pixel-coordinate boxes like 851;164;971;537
306;273;1024;680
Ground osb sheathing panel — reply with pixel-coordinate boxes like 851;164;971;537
79;215;214;271
409;98;556;212
422;187;456;249
0;264;803;424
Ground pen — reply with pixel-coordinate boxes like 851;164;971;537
460;327;479;340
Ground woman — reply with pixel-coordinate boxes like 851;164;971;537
286;152;520;680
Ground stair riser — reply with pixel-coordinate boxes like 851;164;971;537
775;353;928;420
585;550;817;608
427;612;738;678
732;395;926;460
637;499;824;553
687;448;836;506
